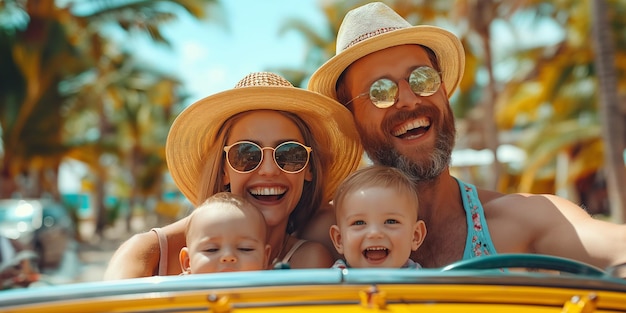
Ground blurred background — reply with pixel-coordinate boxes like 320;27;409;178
0;0;625;284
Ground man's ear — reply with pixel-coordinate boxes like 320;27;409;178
179;247;192;274
329;225;344;255
412;220;427;251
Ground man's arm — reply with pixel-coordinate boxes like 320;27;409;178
488;193;626;270
534;194;626;269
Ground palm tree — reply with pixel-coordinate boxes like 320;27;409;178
589;0;626;222
63;48;185;233
0;0;219;236
493;0;626;219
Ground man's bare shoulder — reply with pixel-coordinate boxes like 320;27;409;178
480;190;580;210
478;189;591;225
475;190;584;253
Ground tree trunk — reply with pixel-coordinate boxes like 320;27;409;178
472;0;501;189
590;0;626;222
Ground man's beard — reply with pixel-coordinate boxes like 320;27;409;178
357;106;456;183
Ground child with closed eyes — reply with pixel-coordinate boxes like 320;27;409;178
179;192;271;274
329;165;427;269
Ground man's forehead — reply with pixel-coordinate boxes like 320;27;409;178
349;45;433;75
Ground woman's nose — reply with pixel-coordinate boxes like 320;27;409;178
256;150;281;175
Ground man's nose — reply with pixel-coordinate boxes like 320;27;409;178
394;79;422;110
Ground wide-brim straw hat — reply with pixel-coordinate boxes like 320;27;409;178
308;2;465;101
166;72;363;206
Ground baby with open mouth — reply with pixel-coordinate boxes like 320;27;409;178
330;165;426;269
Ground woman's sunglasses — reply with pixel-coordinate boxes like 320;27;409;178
346;66;442;108
224;141;312;174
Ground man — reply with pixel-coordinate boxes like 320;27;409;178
307;2;626;270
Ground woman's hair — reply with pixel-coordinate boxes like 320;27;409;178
196;110;324;234
333;165;419;217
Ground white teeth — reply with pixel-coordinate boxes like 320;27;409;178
392;117;430;136
249;187;286;196
366;247;387;251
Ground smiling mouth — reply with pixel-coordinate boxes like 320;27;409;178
363;247;389;261
392;117;431;139
249;186;287;201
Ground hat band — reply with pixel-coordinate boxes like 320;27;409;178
342;27;403;51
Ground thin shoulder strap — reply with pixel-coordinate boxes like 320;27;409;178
281;239;307;263
151;228;168;276
455;178;498;259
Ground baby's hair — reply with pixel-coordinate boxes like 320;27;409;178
333;165;419;217
185;192;266;239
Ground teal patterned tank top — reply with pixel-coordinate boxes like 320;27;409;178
456;178;498;259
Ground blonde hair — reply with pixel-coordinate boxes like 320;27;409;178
196;110;325;234
333;165;419;218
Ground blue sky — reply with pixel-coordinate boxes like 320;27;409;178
149;0;328;105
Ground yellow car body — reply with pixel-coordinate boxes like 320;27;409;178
1;254;625;313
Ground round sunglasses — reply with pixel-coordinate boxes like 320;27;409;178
345;66;442;108
223;141;312;174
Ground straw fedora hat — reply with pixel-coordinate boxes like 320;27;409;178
166;72;363;206
308;2;465;101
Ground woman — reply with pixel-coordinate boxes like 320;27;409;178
104;72;362;279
